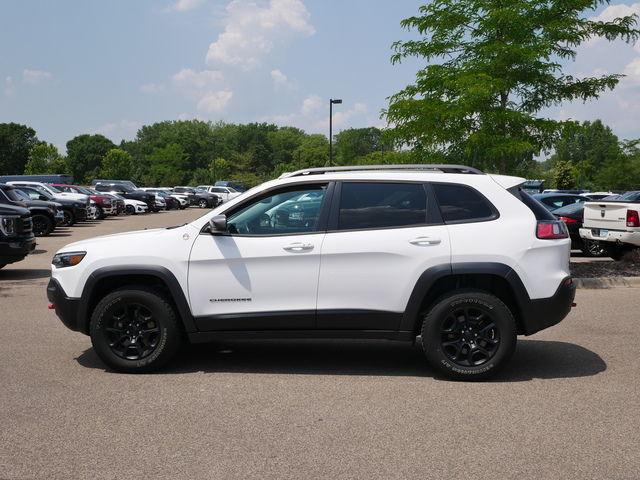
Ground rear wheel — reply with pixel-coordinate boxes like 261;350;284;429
90;286;182;373
421;289;516;381
198;198;208;208
582;239;606;257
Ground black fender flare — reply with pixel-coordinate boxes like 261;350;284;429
399;262;530;334
77;265;197;335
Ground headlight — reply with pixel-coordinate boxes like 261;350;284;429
52;251;86;268
0;216;18;235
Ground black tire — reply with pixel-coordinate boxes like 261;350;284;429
421;289;517;381
60;209;75;227
31;213;54;236
125;204;135;215
198;198;208;208
581;240;606;257
90;286;181;373
605;244;625;261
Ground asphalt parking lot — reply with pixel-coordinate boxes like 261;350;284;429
1;209;639;479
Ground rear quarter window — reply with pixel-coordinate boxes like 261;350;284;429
432;183;498;223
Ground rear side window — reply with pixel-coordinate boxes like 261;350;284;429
432;184;497;223
338;182;427;230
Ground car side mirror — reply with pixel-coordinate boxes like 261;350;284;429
208;215;228;234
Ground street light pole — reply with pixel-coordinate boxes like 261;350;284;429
329;99;342;167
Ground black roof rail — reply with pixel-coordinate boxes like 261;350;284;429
278;164;484;179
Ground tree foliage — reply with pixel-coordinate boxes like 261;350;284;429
0;123;41;175
66;134;116;184
385;0;640;174
100;149;134;181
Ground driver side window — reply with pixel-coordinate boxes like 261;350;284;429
226;185;327;235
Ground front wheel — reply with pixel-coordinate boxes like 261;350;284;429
90;286;182;373
31;214;54;236
421;289;516;381
198;198;208;208
60;209;75;227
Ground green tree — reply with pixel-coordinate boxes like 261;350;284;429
550;120;621;190
0;123;41;175
334;127;386;165
100;149;134;182
25;144;62;174
146;144;189;186
553;159;577;189
66;134;116;184
594;139;640;190
385;0;640;174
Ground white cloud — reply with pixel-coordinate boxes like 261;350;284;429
623;57;640;86
197;90;234;113
91;119;141;143
163;0;207;13
205;0;315;71
172;68;224;90
271;69;298;91
4;77;15;97
301;94;323;116
171;68;231;113
590;3;640;23
23;69;52;85
140;83;165;93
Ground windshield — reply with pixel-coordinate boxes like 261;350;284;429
616;191;640;201
46;184;62;193
6;188;27;202
552;202;584;216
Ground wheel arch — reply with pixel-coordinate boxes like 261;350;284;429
400;263;530;337
76;266;196;335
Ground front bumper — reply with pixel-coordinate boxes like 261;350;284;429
0;235;36;264
47;277;84;333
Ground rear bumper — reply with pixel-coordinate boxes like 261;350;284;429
519;276;576;336
580;227;640;246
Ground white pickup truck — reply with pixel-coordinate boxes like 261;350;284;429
579;191;640;260
196;185;242;203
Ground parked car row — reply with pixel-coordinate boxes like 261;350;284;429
0;179;243;270
530;191;627;258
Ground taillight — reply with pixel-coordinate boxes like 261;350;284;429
627;210;639;228
557;216;578;224
537;220;568;239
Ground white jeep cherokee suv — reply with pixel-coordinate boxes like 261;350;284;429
47;165;575;380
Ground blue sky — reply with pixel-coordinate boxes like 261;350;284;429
2;0;640;155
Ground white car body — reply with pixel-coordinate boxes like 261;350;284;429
48;165;575;379
196;185;242;203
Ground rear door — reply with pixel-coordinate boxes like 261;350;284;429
316;181;451;330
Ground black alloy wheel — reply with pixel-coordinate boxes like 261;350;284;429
31;214;54;236
90;286;181;373
421;289;516;381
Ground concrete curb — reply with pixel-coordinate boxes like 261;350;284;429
574;277;640;289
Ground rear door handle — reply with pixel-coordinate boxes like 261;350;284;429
283;242;314;251
409;236;441;246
